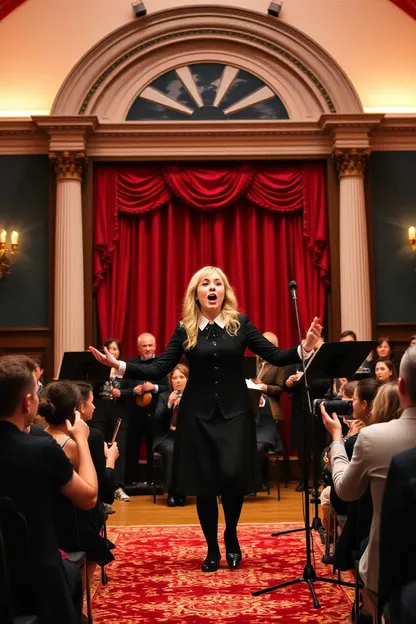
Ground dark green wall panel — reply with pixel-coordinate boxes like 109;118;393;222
0;155;49;327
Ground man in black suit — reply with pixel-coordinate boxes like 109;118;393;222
379;444;416;620
0;354;98;623
123;333;169;485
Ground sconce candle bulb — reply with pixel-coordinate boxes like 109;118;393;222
0;229;19;279
409;226;416;251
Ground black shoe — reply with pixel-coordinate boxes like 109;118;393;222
295;481;304;492
321;553;335;565
175;495;187;506
226;552;242;569
167;495;176;507
201;553;221;572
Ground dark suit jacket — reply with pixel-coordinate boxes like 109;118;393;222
256;357;285;420
121;355;169;416
124;315;301;421
152;391;173;450
379;447;416;612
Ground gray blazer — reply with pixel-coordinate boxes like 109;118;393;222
329;407;416;593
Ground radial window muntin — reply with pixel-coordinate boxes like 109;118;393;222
126;63;289;121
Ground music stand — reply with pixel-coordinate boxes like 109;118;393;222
254;340;376;607
305;341;376;384
58;351;110;383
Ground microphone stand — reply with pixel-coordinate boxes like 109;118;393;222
252;281;354;607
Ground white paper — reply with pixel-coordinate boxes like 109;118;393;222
245;378;263;390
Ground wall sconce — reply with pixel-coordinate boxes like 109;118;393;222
0;230;19;279
409;226;416;251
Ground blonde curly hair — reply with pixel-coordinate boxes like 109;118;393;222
181;266;240;350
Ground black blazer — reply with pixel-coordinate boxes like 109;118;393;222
152;391;172;450
379;447;416;612
124;315;301;421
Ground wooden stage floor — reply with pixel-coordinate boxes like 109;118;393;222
108;484;308;527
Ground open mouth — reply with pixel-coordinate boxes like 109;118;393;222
207;293;217;302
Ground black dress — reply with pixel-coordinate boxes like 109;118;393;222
122;314;301;497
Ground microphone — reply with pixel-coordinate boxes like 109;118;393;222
289;280;297;300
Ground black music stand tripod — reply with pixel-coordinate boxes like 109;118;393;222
252;288;375;606
271;340;376;547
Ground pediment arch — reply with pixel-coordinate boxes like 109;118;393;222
52;5;362;121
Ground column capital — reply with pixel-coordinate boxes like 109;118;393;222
49;151;87;181
332;148;371;178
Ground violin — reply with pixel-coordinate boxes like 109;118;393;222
135;392;152;407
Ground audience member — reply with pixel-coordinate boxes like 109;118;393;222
340;330;357;342
153;364;188;507
0;354;97;623
380;464;416;620
375;359;397;384
332;382;400;576
40;381;114;581
124;333;169;486
77;380;119;505
321;346;416;604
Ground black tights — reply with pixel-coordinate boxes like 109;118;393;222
196;494;244;556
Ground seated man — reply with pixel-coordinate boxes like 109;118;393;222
153;364;188;507
123;332;169;485
379;445;416;621
321;346;416;613
0;354;98;624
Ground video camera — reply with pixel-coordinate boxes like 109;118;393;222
313;398;353;419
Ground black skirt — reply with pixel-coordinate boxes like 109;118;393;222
171;406;261;497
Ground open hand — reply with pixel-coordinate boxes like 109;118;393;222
320;402;342;441
304;317;323;352
89;346;120;370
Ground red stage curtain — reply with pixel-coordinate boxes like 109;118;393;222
94;162;329;450
389;0;416;20
94;161;328;354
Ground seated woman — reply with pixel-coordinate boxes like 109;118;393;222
363;336;396;377
375;359;397;384
153;364;189;507
256;394;283;490
332;382;401;575
76;381;119;507
39;381;116;581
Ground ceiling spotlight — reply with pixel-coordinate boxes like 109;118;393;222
132;0;147;17
268;1;283;17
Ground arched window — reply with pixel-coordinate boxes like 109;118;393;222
126;63;289;121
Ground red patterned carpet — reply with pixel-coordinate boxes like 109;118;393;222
91;523;354;623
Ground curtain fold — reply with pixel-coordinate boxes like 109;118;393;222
389;0;416;20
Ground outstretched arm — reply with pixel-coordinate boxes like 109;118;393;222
244;316;322;367
90;325;185;381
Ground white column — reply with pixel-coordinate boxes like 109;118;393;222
51;151;86;377
334;148;372;340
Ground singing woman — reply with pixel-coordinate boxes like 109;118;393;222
90;266;322;572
